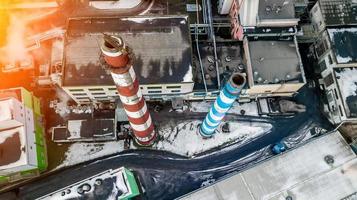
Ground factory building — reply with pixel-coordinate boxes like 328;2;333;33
309;0;357;150
315;27;357;124
229;0;299;40
310;0;357;125
50;0;308;107
310;0;357;34
60;16;194;105
0;88;47;184
243;38;306;97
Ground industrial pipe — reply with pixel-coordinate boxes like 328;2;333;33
100;35;156;146
200;73;246;137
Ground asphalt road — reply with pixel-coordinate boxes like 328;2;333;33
15;85;333;200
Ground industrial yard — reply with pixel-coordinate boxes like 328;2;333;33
0;0;357;200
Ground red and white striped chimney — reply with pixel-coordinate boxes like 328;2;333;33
101;35;156;146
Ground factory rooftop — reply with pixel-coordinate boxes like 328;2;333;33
318;0;357;26
334;67;357;118
258;0;296;21
179;131;357;200
62;16;193;87
245;40;304;85
327;27;357;64
240;0;298;27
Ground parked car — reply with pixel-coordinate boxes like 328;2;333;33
271;142;286;155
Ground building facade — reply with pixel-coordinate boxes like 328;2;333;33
0;87;47;184
315;27;357;124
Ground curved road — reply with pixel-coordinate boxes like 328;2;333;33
16;86;333;200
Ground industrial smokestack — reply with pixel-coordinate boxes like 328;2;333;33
100;35;156;146
200;73;246;137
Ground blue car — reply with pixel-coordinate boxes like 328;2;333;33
271;142;286;155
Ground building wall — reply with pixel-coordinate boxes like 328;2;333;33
24;107;38;168
63;82;195;104
246;83;304;97
0;98;26;130
0;88;47;182
315;31;357;124
310;2;326;34
218;0;234;14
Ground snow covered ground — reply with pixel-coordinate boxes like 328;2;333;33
55;100;270;166
154;120;272;157
190;101;259;116
56;141;125;169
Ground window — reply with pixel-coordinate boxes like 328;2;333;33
92;92;106;95
166;85;181;89
147;86;162;89
69;89;84;92
334;89;339;99
323;73;334;87
327;54;333;65
318;60;327;72
94;96;108;99
339;105;344;117
88;88;104;91
148;91;162;94
72;93;87;96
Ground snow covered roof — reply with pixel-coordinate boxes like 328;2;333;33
62;16;193;86
180;131;357;200
327;27;357;64
334;67;357;118
0;126;28;171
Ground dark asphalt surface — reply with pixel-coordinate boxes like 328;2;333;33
15;85;333;200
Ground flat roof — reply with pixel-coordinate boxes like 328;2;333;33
180;131;357;200
327;27;357;64
247;40;303;84
319;0;357;26
0;126;27;170
334;67;357;118
63;16;193;87
53;118;116;142
258;0;296;20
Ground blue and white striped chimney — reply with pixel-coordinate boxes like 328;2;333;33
200;73;246;137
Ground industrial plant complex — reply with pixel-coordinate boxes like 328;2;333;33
0;0;356;199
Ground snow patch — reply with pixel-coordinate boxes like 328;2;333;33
0;99;13;122
190;101;259;116
57;141;125;168
182;65;193;82
154;120;272;157
121;17;151;24
335;68;357;97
